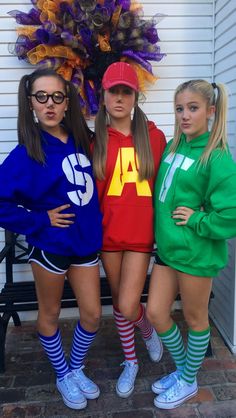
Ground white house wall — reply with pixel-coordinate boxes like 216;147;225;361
209;0;236;352
0;2;214;297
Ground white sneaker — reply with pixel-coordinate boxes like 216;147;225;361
56;372;87;410
72;366;100;399
116;361;139;398
144;329;163;362
154;378;198;409
152;370;181;394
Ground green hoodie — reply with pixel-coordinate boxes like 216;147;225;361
154;131;236;277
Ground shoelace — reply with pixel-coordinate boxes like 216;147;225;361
160;371;179;384
159;374;172;385
146;337;157;350
73;366;91;390
120;361;138;383
162;379;183;400
64;373;78;394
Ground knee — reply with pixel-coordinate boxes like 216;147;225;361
90;307;102;326
145;306;156;325
146;305;163;329
184;309;209;331
80;306;102;331
37;306;61;335
38;306;60;327
118;301;138;322
146;305;172;333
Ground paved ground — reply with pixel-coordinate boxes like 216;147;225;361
1;310;236;418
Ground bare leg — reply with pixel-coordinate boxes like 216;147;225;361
31;262;65;335
146;263;179;333
101;251;123;307
68;264;101;332
178;272;212;331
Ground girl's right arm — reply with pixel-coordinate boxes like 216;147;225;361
0;146;50;235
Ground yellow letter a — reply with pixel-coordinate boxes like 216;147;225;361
107;148;151;196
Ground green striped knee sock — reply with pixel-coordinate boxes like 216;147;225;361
181;327;211;384
159;322;186;371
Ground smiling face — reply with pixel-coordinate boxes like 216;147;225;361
175;89;215;141
103;85;136;126
29;76;68;135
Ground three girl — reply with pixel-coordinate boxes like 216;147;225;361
93;61;166;397
2;65;235;411
0;68;102;410
147;79;236;409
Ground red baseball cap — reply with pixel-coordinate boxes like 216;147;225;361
102;62;139;91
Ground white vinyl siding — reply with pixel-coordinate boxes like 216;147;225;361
209;0;236;353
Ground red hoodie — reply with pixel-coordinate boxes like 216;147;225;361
96;121;166;251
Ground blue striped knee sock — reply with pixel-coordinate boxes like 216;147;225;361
69;321;97;370
38;329;70;381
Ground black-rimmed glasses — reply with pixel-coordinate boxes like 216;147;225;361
29;91;67;104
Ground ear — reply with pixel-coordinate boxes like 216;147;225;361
207;105;216;119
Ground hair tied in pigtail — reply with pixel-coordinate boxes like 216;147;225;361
25;74;30;95
212;82;217;90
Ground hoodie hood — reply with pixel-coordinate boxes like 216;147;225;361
181;131;210;148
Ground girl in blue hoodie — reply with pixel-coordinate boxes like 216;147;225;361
0;68;102;410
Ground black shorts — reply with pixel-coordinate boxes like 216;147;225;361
154;253;168;266
28;246;99;275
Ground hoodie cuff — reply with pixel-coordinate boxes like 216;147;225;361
33;211;51;229
187;211;206;230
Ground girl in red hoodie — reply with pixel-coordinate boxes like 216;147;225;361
93;62;166;398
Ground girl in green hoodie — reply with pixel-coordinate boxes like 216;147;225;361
146;79;236;409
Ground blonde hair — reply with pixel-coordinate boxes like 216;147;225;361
170;79;228;165
93;90;154;181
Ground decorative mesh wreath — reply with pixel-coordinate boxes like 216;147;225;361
9;0;165;118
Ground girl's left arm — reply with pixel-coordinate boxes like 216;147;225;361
185;156;236;240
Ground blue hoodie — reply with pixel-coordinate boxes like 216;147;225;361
0;131;102;256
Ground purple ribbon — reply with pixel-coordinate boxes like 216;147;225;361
84;80;98;115
8;8;41;25
122;50;152;73
36;29;61;45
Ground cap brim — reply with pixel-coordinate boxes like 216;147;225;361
102;80;138;91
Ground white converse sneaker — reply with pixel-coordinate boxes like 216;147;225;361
152;370;181;394
154;378;198;409
56;372;87;410
116;361;139;398
72;365;100;399
144;329;163;362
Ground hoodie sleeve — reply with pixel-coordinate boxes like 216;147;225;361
187;150;236;240
0;146;50;235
